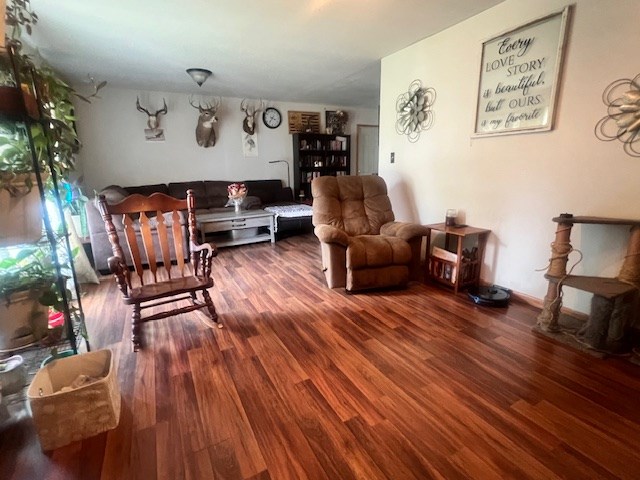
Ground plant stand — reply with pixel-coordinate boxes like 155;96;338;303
0;44;89;357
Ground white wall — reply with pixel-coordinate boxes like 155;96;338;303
379;0;640;312
74;87;377;192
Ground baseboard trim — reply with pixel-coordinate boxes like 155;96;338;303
509;289;589;321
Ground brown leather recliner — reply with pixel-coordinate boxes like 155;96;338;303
312;175;428;292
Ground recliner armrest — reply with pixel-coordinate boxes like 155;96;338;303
314;224;349;246
381;221;429;241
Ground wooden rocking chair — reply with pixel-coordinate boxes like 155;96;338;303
97;189;221;351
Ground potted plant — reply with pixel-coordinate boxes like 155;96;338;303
0;244;59;351
0;120;48;246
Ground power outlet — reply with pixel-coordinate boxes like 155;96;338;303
390;152;395;163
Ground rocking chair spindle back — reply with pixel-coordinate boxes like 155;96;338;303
97;189;222;351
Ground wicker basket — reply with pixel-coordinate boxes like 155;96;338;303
27;349;120;450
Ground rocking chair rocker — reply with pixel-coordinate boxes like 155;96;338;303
98;189;221;351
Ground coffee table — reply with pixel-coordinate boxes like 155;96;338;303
197;209;275;247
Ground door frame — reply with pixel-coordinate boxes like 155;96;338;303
355;124;379;176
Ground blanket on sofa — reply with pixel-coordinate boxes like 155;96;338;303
264;204;313;218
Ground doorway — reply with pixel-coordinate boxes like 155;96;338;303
356;124;379;176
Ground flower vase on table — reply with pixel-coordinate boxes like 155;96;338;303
227;183;248;213
231;197;244;213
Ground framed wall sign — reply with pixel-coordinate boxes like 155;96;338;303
474;6;571;136
287;111;320;134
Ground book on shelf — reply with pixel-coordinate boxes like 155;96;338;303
303;171;321;183
328;138;347;151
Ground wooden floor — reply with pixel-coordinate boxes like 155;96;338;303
2;233;640;479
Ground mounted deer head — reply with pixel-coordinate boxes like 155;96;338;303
136;97;167;130
240;98;264;135
189;96;221;148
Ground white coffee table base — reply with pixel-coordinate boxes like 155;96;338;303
197;209;275;247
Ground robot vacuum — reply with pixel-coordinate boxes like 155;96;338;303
467;285;511;307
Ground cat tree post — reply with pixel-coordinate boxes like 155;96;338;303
536;216;640;353
618;225;640;288
537;214;574;332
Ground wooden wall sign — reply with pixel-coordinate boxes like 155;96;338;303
287;111;320;134
474;6;571;136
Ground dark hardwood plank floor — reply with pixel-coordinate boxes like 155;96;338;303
2;233;640;479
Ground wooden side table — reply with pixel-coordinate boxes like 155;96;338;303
424;223;491;294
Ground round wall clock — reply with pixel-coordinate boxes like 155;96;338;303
395;79;436;143
263;107;282;129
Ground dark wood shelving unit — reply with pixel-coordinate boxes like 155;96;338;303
292;133;350;201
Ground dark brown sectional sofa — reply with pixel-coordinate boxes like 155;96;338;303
86;179;311;272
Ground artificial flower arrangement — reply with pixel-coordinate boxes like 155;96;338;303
227;182;247;201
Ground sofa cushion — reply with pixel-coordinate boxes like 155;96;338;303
168;181;206;203
125;183;169;196
97;185;128;205
243;180;287;205
204;181;231;208
204;181;229;198
347;235;411;269
244;196;262;209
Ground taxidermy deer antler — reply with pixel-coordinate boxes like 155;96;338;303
240;98;264;135
136;97;168;130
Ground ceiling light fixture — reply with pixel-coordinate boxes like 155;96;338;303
186;68;212;87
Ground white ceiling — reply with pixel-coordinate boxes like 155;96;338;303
29;0;504;108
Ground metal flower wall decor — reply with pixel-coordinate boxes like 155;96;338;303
395;79;436;142
595;73;640;157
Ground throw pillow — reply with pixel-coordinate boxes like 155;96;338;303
224;195;261;209
95;185;128;206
